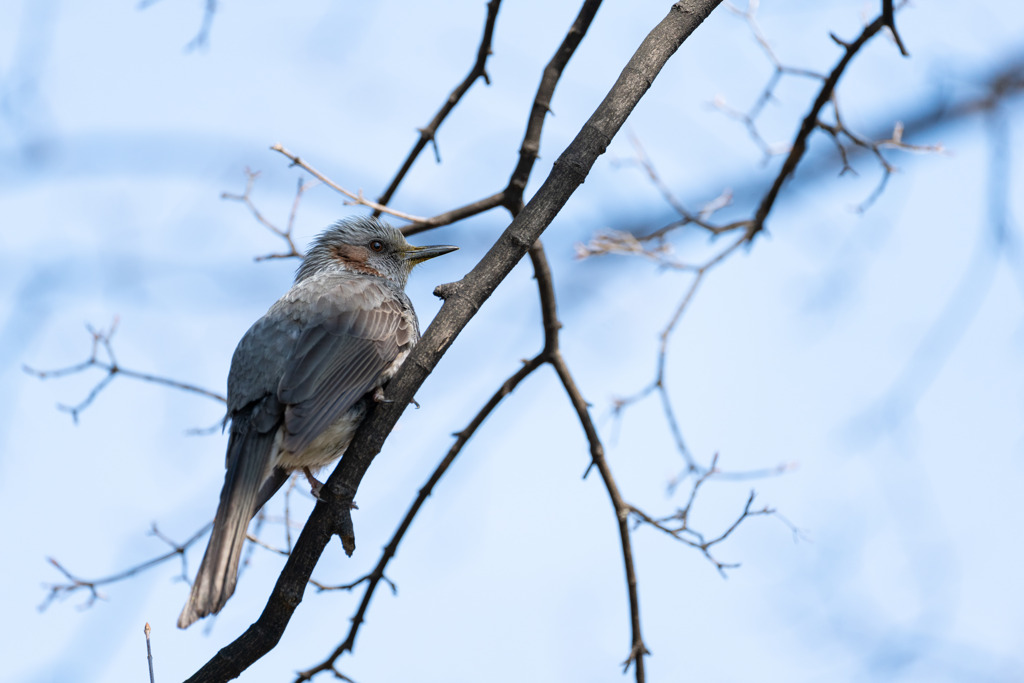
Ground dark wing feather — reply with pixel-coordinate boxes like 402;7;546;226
277;288;411;455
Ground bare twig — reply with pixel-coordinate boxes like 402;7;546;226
407;0;606;236
502;0;605;213
629;489;777;576
402;190;507;236
713;1;826;159
145;623;155;683
626;453;790;576
881;0;909;57
374;0;503;211
750;13;890;238
39;523;211;611
817;97;944;212
24;319;225;422
221;169;313;260
713;4;925;232
270;144;428;223
601;6;919;481
625;133;738;234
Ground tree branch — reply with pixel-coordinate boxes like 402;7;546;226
374;0;504;210
39;523;211;611
270;144;428;223
503;0;605;213
750;13;889;239
185;3;723;680
294;352;547;682
23;319;225;423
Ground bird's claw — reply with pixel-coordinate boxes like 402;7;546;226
303;467;324;500
302;467;359;508
372;387;420;408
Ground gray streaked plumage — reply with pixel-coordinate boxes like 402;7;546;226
177;217;456;629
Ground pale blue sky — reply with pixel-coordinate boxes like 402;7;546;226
2;2;1023;682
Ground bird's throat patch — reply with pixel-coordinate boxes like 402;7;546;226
330;244;383;277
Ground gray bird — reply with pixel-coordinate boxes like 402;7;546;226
177;217;456;629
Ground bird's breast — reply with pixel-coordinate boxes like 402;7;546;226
274;401;368;472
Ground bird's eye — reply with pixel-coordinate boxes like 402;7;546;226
369;240;385;252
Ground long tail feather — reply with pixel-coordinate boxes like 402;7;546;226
177;429;278;629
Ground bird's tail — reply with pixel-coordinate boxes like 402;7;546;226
177;430;286;629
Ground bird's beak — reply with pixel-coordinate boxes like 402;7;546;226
403;243;458;265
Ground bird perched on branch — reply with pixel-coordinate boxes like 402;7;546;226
177;217;457;629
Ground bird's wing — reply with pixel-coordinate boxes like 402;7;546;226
276;282;416;455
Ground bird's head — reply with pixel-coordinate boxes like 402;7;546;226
296;217;457;288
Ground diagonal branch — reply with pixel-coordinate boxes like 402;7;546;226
546;337;649;677
299;3;647;677
404;0;605;237
185;3;724;680
881;0;909;57
604;8;909;480
402;190;507;236
294;353;547;682
374;0;504;210
270;144;428;223
750;13;889;239
503;0;605;213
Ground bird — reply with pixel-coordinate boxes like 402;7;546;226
177;216;457;629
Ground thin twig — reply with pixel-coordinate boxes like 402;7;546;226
532;242;650;679
24;320;225;423
605;7;914;482
39;523;211;611
374;0;503;211
607;232;751;475
221;168;313;260
402;191;507;236
502;0;605;213
270;144;428;223
881;0;909;57
750;13;890;238
628;490;776;576
145;623;155;683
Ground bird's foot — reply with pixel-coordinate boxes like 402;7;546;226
302;467;359;509
372;387;419;408
303;467;324;500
